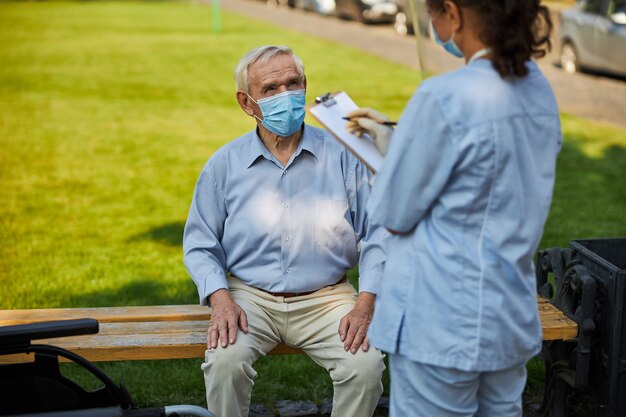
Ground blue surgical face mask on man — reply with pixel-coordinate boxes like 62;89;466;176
248;89;306;137
430;20;464;58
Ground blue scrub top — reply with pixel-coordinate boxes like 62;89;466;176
367;59;562;372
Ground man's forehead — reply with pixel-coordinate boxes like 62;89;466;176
248;54;300;84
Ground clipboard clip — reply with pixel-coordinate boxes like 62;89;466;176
315;92;337;107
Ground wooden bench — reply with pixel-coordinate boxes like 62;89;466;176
0;296;578;364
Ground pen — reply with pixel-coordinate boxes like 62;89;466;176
342;117;397;126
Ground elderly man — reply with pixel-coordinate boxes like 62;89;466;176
183;45;386;417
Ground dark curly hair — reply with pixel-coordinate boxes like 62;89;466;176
426;0;553;78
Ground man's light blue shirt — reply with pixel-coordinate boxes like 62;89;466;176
184;124;387;305
368;60;562;372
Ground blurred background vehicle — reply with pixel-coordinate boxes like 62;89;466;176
334;0;397;23
559;0;626;77
291;0;336;15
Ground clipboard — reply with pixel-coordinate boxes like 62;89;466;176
307;92;384;173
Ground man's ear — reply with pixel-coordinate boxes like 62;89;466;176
236;90;255;117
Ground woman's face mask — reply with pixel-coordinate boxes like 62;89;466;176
430;19;464;58
248;89;306;137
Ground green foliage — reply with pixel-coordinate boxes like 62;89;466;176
1;0;624;409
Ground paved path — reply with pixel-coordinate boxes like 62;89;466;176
219;0;626;129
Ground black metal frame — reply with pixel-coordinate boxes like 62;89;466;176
535;238;626;417
0;318;215;417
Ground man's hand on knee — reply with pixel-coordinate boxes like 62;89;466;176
338;292;376;354
207;289;249;349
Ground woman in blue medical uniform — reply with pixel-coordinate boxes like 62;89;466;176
348;1;561;416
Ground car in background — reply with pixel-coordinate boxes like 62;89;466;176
291;0;336;15
334;0;398;24
559;0;626;77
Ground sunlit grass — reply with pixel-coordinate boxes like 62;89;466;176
1;0;624;409
541;116;626;249
560;113;626;158
0;0;414;311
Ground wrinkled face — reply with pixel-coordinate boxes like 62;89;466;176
247;53;306;102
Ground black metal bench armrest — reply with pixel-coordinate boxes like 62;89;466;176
0;319;99;348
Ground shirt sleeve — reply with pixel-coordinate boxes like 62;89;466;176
183;162;229;306
368;89;457;233
347;156;389;295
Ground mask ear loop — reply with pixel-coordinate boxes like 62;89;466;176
246;93;258;105
246;93;264;123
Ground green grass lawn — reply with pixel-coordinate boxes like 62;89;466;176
1;0;625;411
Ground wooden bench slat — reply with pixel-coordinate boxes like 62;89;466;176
98;321;208;335
0;329;302;363
0;305;209;326
0;296;577;364
537;296;550;303
537;299;578;340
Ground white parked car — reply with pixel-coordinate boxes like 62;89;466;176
334;0;397;24
559;0;626;76
291;0;336;15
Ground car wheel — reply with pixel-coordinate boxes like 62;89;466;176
560;42;579;74
394;11;409;36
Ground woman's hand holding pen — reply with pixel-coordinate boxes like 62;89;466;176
345;108;394;156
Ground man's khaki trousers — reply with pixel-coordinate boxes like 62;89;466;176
201;277;385;417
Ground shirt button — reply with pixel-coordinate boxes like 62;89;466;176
285;268;291;274
285;236;291;242
283;203;289;208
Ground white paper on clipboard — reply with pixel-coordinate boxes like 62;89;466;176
308;92;384;173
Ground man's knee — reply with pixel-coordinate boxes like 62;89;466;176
202;342;257;381
202;344;257;417
333;349;385;388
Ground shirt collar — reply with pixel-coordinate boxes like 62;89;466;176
246;129;273;168
246;124;320;169
299;125;320;161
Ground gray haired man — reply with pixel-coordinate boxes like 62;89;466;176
183;45;387;417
